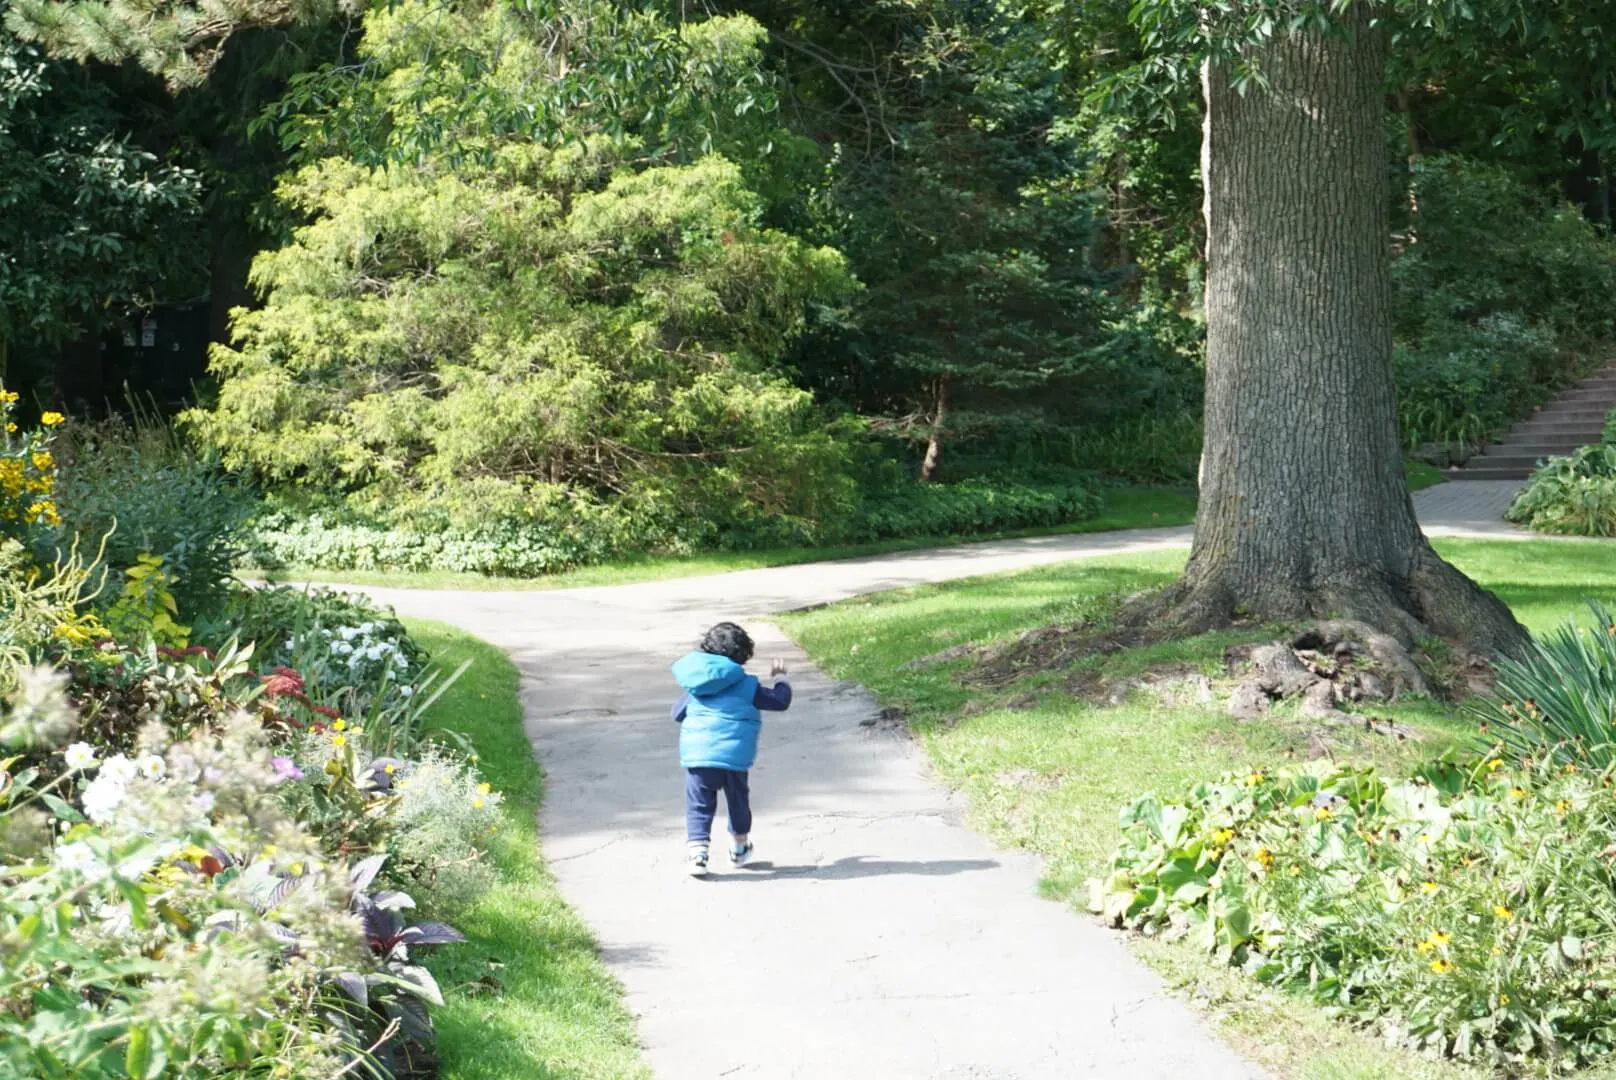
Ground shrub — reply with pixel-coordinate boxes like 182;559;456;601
201;583;417;666
1389;156;1616;450
187;143;856;553
1395;314;1565;451
54;414;253;620
1505;444;1616;536
1470;601;1616;769
839;476;1101;544
383;749;503;912
1092;757;1616;1066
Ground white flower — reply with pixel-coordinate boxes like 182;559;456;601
399;686;415;698
116;850;160;879
54;841;109;882
63;742;101;771
81;771;129;823
136;755;165;781
100;754;137;784
330;641;353;656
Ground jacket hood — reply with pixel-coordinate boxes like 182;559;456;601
672;651;747;696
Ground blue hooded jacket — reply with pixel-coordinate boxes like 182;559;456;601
671;651;765;770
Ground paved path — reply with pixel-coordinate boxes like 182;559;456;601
361;483;1532;1079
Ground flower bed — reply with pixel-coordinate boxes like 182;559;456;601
0;392;504;1078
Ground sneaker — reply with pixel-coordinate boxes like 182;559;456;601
729;841;754;867
686;847;710;877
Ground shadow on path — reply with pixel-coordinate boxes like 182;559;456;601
702;856;999;882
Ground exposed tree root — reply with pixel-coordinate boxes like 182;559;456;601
1119;540;1529;660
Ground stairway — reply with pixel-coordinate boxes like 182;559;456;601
1447;362;1616;482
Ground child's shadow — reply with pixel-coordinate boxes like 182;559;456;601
706;856;997;881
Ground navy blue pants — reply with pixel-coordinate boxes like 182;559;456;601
685;767;751;844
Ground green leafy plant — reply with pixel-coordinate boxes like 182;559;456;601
1093;756;1616;1065
54;412;253;620
1506;445;1616;536
1469;601;1616;769
0;535;105;693
103;553;189;649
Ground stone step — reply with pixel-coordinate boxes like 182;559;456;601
1449;465;1534;481
1522;408;1612;424
1487;441;1589;457
1466;452;1559;472
1555;388;1616;403
1506;420;1609;439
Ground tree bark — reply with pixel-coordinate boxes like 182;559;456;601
918;376;949;483
1152;8;1526;656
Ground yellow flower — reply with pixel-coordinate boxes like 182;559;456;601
331;734;346;748
39;411;64;426
1500;993;1511;1005
1418;832;1432;844
1212;828;1234;845
1246;771;1264;786
469;754;479;764
4;423;14;433
332;719;347;732
1421;881;1440;895
263;844;278;856
0;390;17;404
1485;759;1504;772
477;782;492;796
29;451;51;471
1256;847;1274;868
289;861;305;876
1416;939;1435;954
350;727;363;737
1430;959;1455;974
1431;930;1451;947
1491;945;1503;956
1510;787;1527;800
1493;905;1513;920
1557;799;1572;816
1314;806;1332;820
383;764;397;776
472;798;486;810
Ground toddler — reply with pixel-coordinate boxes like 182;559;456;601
671;622;792;876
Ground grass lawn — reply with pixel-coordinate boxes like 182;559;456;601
406;621;648;1080
778;538;1616;1080
245;485;1199;592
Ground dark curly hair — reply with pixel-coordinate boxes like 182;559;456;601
699;622;754;665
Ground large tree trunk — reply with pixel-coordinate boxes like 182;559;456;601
1155;8;1526;655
